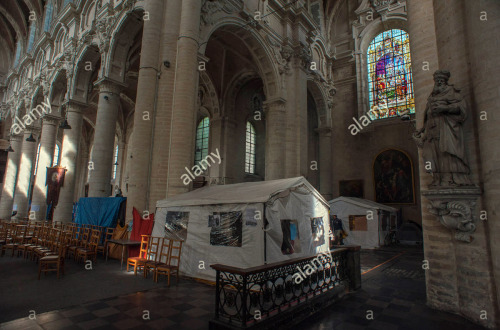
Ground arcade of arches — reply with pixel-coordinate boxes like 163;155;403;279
0;0;498;328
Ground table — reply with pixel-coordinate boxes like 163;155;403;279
106;239;141;270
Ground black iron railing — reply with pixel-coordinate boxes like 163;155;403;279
211;247;359;328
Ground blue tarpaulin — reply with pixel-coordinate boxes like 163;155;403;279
74;197;127;227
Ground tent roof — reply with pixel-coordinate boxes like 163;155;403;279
328;196;398;213
157;177;328;208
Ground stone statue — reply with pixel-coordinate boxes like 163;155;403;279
413;70;472;188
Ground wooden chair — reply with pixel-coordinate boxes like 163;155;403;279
76;229;100;263
38;238;66;280
144;237;172;279
0;226;10;251
155;240;183;286
2;225;27;257
17;225;40;258
141;237;162;278
68;227;89;260
97;227;114;256
127;235;149;275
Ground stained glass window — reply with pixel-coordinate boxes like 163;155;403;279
27;24;36;53
245;122;256;174
34;144;41;176
112;145;119;180
195;117;210;166
44;1;54;32
367;29;414;120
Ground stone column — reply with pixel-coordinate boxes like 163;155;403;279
264;99;286;180
318;126;332;200
166;0;202;197
147;0;182;211
31;115;60;220
0;134;23;219
12;127;39;219
464;0;500;327
88;79;122;197
126;0;164;216
53;101;85;222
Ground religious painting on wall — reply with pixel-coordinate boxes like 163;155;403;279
339;180;364;198
373;149;415;204
367;29;415;120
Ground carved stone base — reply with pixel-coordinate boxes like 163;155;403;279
422;187;481;243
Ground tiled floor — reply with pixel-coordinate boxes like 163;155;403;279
0;246;486;329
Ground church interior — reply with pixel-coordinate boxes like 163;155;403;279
0;0;498;329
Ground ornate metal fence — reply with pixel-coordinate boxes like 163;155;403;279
211;247;358;329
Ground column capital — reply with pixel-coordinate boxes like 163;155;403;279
94;78;126;95
9;133;24;142
42;114;63;126
263;97;286;114
316;126;333;135
23;125;41;134
63;99;88;114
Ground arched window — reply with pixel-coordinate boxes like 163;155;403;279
27;23;37;53
13;42;22;67
112;144;119;180
34;143;41;176
52;144;60;166
245;122;256;174
367;29;414;120
44;1;55;32
194;117;209;166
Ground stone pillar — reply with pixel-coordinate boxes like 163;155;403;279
148;0;182;211
464;1;500;327
264;99;286;180
126;0;164;216
53;102;85;222
12;128;39;219
318;126;332;200
166;0;202;197
0;134;23;219
31;115;60;220
88;79;122;197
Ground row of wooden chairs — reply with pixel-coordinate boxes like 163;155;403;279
0;221;116;279
127;235;183;287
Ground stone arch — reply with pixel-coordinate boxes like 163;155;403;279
79;0;97;31
307;79;330;128
198;70;219;118
200;20;281;99
223;71;261;118
72;44;100;103
48;69;68;114
106;8;144;82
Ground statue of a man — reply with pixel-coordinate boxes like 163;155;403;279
413;70;472;187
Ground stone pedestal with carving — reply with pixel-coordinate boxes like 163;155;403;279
422;187;481;243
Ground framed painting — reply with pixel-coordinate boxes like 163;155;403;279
373;149;415;204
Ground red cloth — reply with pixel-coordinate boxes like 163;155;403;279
128;207;155;257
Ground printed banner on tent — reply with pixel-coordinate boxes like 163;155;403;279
210;211;242;247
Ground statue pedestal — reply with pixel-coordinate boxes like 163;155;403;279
422;187;481;242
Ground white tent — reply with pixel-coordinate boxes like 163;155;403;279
152;177;331;281
328;197;398;249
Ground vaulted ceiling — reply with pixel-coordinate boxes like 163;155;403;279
0;0;44;76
